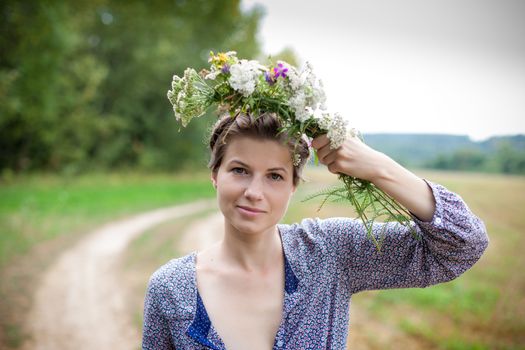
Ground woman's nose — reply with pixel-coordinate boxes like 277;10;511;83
244;178;264;200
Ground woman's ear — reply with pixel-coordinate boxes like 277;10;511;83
211;172;217;189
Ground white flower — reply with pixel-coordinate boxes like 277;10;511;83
292;153;302;167
317;115;332;130
305;103;324;120
290;92;315;123
289;91;305;110
167;68;215;127
278;61;301;91
204;67;221;80
228;59;266;97
284;61;328;123
347;127;360;138
326;113;348;149
295;109;311;123
305;105;331;131
302;62;326;108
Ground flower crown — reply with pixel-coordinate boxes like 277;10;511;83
167;51;416;250
167;51;351;166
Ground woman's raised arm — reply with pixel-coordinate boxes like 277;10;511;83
312;133;435;221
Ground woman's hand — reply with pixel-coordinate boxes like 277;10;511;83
311;133;436;221
311;133;390;182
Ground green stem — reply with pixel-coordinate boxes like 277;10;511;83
345;184;382;250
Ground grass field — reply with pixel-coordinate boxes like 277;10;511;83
123;168;525;349
0;171;215;348
1;168;524;349
0;172;215;268
289;168;525;349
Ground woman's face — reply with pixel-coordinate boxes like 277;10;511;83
211;136;297;237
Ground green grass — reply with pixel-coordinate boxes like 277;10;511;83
287;168;525;348
373;277;500;321
0;171;215;268
0;171;216;349
399;319;491;350
2;168;524;349
360;170;525;348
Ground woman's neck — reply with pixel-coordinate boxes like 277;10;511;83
219;225;283;273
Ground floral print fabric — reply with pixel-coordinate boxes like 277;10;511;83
142;180;488;349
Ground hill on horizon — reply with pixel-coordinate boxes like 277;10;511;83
361;133;525;168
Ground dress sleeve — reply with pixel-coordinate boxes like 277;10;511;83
142;273;175;350
316;180;489;294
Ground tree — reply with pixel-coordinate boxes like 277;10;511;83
425;148;487;171
494;141;525;174
0;0;263;173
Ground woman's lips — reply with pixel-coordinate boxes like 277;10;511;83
237;206;265;215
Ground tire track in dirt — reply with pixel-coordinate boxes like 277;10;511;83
23;200;215;350
178;211;224;255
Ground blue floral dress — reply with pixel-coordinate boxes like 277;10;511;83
142;180;488;349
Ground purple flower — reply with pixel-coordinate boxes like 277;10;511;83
265;71;276;86
221;64;230;74
273;63;288;79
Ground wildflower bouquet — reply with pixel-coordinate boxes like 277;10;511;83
167;51;417;250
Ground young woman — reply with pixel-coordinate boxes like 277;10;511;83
142;112;488;350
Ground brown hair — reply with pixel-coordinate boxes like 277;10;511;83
208;112;310;186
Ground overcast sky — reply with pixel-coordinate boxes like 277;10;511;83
241;0;525;141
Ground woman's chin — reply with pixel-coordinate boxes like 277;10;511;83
228;219;274;237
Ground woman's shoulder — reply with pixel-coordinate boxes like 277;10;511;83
147;252;196;294
278;217;361;256
145;252;197;320
279;216;360;236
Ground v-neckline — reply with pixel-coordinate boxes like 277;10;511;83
187;225;299;349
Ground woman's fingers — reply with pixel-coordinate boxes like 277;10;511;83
320;148;338;165
313;132;386;180
317;143;346;175
316;142;335;163
311;134;330;150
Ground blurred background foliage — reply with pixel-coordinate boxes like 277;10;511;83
1;0;264;175
1;0;523;177
364;134;525;174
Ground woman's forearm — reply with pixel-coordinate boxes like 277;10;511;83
312;134;436;221
371;152;435;222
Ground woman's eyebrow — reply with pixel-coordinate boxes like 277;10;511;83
268;166;288;173
229;159;250;167
229;159;288;173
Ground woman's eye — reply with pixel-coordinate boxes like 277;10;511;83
232;167;247;175
270;173;283;181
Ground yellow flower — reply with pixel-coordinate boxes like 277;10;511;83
208;51;237;67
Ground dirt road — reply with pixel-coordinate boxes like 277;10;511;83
178;211;224;255
23;200;215;350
